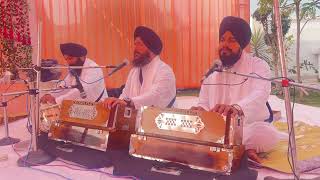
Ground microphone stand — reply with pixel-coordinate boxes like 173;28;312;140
9;65;118;71
0;95;21;146
202;2;303;178
16;22;55;167
221;70;320;91
204;67;310;179
215;68;305;178
5;22;125;166
275;1;299;178
201;67;315;179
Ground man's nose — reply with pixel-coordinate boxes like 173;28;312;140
221;41;228;48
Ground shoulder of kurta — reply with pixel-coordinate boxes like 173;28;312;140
85;58;99;67
158;60;175;78
82;59;103;77
246;54;271;73
251;55;270;68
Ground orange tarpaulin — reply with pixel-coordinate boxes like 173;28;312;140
33;0;250;89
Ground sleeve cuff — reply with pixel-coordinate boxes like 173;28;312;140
55;96;64;104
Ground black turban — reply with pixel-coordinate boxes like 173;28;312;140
134;26;163;55
219;16;252;49
60;43;87;57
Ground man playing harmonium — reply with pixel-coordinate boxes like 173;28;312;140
40;43;108;104
192;16;281;163
103;26;176;110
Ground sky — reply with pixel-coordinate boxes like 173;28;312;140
251;0;259;15
250;0;320;15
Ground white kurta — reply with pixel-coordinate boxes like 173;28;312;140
51;58;108;104
119;56;176;109
198;52;271;124
198;52;281;152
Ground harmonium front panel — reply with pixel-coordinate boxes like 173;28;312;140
138;106;237;145
130;107;244;174
47;100;137;151
49;125;110;151
59;100;113;130
129;134;245;175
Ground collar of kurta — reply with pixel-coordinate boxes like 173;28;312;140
125;55;162;99
139;55;160;71
225;52;247;72
70;58;90;77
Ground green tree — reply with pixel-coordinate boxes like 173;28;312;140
252;0;292;78
251;28;272;66
291;0;320;83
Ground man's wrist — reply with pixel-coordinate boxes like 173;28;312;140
123;97;133;107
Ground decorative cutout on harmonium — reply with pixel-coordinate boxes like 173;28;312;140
155;112;205;134
130;106;244;175
59;100;112;130
40;100;137;151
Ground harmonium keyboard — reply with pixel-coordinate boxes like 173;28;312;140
40;100;137;151
129;106;244;175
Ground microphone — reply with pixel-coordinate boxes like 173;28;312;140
108;59;129;76
69;69;87;99
201;60;223;83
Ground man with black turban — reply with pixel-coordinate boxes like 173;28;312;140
40;42;108;104
103;26;176;111
192;16;282;163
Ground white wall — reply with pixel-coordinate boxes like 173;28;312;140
251;18;320;80
287;18;320;79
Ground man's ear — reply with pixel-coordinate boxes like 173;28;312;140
80;56;86;61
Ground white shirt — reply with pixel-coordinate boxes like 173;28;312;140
198;52;271;125
119;56;176;109
52;58;108;104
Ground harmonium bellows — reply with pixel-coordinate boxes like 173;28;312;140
129;106;244;175
40;100;137;151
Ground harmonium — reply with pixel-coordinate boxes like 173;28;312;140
40;100;137;151
129;106;245;175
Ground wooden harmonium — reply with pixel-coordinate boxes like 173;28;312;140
40;100;137;151
129;106;244;175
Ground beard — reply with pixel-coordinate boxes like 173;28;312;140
219;48;242;68
132;51;152;67
69;58;85;76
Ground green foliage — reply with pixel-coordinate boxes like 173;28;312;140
250;28;273;67
252;0;292;43
251;27;294;71
300;0;320;20
0;0;33;80
288;58;319;74
252;0;293;77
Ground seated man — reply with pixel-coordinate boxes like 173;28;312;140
192;16;281;162
104;26;176;110
40;43;108;104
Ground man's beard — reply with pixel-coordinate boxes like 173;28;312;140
132;51;151;67
70;58;85;76
219;48;242;68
